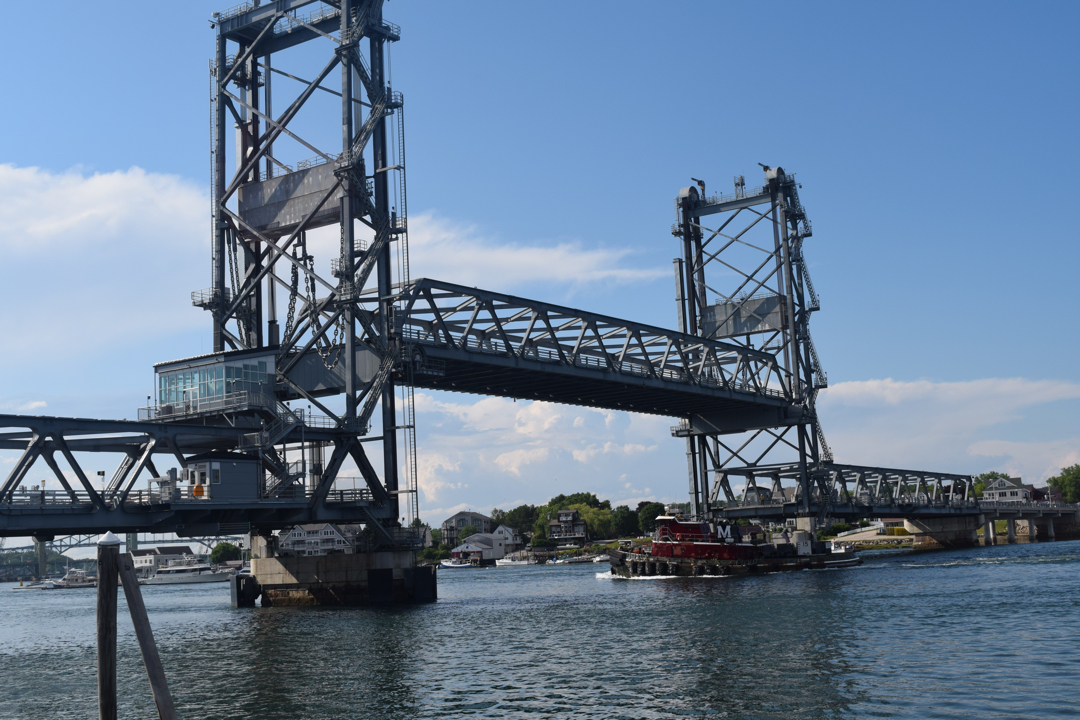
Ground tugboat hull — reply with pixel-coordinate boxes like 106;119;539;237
608;548;829;578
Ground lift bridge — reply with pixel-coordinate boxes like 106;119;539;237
0;0;1067;549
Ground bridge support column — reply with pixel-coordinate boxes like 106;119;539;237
1024;518;1036;539
1006;518;1016;543
247;536;436;607
983;518;996;546
1046;517;1055;541
34;538;47;579
904;517;979;550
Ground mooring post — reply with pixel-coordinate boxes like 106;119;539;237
118;552;177;720
97;532;121;720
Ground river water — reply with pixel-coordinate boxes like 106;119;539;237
2;539;1077;719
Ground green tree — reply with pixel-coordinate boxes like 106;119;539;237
459;525;477;542
637;502;666;534
210;542;241;564
612;505;639;537
491;508;507;524
974;471;1009;498
548;492;603;510
570;503;613;539
430;528;443;545
531;525;548;546
1048;465;1080;503
504;504;538;534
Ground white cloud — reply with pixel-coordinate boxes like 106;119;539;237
819;377;1080;482
0;164;207;368
571;441;655;463
18;401;47;412
405;212;666;289
494;447;551;476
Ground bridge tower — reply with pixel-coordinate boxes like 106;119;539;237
672;167;829;519
194;0;418;539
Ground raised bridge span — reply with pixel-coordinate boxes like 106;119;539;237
3;0;1075;554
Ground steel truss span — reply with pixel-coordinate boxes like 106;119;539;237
395;279;798;421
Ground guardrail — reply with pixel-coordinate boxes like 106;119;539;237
138;389;276;421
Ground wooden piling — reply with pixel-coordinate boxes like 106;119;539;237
97;534;121;720
118;553;177;720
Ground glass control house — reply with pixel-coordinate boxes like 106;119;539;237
151;349;277;420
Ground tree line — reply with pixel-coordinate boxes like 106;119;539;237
492;492;670;545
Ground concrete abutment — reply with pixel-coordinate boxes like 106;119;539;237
233;536;437;607
903;517;979;550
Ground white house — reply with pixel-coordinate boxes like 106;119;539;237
492;524;523;552
278;523;355;556
982;477;1030;502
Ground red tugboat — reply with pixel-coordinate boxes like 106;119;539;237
608;514;861;578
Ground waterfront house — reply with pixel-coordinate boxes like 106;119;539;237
279;523;356;556
441;511;494;548
492;524;524;552
549;509;588;545
450;533;509;563
982;477;1030;502
453;532;508;561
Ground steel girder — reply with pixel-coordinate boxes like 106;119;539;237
0;413;396;538
394;278;797;418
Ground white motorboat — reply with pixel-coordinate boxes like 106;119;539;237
141;558;232;585
54;568;96;588
440;558;478;569
495;558;529;567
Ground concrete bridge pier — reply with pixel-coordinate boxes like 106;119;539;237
1024;518;1036;539
239;536;437;607
982;517;996;546
34;538;47;579
1046;517;1055;541
1007;518;1016;543
903;517;979;550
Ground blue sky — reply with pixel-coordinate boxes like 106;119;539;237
1;1;1078;524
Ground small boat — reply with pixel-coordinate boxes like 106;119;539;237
141;557;231;585
440;558;479;569
54;568;96;588
592;555;610;563
495;558;529;567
